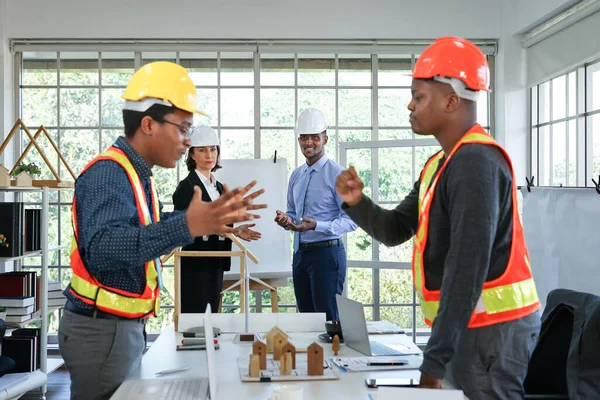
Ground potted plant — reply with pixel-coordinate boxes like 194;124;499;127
0;306;6;321
10;162;41;178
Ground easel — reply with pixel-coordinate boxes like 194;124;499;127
163;234;275;335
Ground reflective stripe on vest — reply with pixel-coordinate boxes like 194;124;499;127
413;125;540;328
69;146;162;319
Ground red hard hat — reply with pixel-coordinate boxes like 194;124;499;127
413;37;490;92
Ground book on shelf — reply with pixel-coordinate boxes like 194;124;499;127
0;272;38;318
4;314;33;323
1;328;40;372
24;209;41;252
0;296;35;308
47;298;66;308
0;272;37;300
0;202;24;257
48;290;66;300
0;203;42;257
48;281;61;292
11;328;41;369
5;305;34;316
1;337;37;372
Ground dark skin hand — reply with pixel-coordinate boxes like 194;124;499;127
274;210;293;228
274;211;316;232
419;374;442;389
234;223;262;241
288;217;316;232
186;180;267;237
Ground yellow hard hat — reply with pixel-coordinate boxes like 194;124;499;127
122;61;206;115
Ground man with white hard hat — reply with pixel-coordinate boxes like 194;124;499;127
173;125;262;313
275;107;357;321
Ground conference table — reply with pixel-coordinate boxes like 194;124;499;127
113;313;465;400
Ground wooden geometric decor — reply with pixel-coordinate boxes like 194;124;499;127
0;119;76;188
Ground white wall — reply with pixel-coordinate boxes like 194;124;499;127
6;0;503;39
495;0;575;183
495;2;530;183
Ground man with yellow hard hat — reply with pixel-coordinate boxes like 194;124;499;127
336;38;541;398
58;61;266;400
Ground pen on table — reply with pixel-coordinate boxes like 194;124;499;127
181;338;219;346
366;360;409;366
176;344;220;351
183;332;218;338
183;332;205;338
155;366;191;376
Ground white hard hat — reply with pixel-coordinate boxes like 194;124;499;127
294;108;328;135
189;125;219;147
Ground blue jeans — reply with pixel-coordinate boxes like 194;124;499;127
292;241;346;321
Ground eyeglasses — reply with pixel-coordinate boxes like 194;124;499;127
155;118;194;139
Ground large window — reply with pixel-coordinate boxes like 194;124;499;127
16;45;494;337
530;59;600;187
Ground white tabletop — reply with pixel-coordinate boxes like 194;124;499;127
119;327;441;400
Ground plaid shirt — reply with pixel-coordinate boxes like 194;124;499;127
64;136;192;310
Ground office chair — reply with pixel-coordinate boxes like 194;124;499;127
524;289;600;399
573;299;600;397
523;303;571;399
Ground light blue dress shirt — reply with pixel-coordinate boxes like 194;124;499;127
286;154;358;244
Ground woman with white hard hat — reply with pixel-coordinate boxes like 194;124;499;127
172;125;262;313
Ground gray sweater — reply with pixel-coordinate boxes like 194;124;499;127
343;143;514;379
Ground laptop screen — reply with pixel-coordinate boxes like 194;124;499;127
204;304;217;400
335;294;373;356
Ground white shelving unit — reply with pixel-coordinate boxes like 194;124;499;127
0;185;68;399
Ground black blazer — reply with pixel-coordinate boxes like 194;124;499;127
172;171;233;271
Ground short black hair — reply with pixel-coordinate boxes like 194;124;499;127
122;104;177;138
185;146;222;173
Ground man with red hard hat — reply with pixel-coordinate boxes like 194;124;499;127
336;37;541;398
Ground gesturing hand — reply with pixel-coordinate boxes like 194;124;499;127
335;166;364;207
274;210;292;229
235;223;262;242
288;217;316;232
418;374;442;389
186;181;267;237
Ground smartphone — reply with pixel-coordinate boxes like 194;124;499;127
365;378;419;388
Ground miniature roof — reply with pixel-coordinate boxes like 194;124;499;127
307;342;323;351
0;119;76;187
264;326;290;339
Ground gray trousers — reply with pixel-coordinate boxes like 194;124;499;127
446;311;541;400
58;310;146;400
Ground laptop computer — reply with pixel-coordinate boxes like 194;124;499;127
111;304;217;400
336;294;422;357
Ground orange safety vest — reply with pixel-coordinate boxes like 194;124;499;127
68;146;161;319
413;124;540;328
